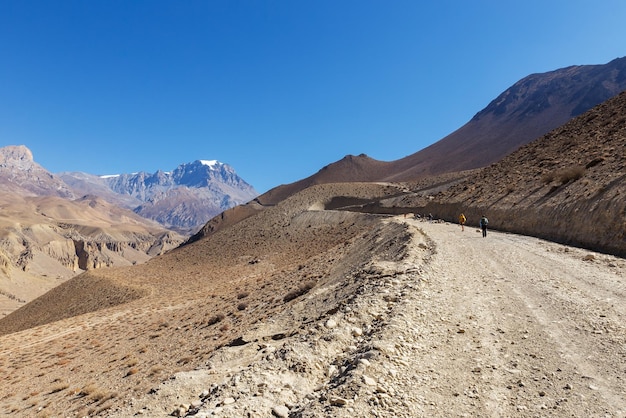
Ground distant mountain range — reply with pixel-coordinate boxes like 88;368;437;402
0;146;257;313
59;160;258;234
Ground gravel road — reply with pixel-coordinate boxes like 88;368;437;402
376;219;626;417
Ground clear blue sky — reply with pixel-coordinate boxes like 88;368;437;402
1;1;625;193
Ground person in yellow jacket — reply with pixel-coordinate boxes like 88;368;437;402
459;213;466;231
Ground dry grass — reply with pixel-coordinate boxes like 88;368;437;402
125;367;139;377
542;165;586;184
283;280;317;302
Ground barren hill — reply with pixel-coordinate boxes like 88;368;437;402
1;89;625;413
0;146;185;315
258;57;626;206
386;90;626;258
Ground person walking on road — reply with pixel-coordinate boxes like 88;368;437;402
459;213;466;231
479;215;489;237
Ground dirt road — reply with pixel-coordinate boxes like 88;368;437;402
110;217;626;417
379;219;626;417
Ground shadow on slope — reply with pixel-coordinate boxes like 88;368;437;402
0;271;147;335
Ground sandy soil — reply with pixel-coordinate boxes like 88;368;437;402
106;217;626;417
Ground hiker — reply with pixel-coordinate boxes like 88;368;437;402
459;213;466;231
479;215;489;237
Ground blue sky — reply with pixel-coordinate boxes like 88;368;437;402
1;1;625;193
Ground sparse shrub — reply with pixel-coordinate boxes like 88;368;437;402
93;400;114;415
89;389;117;403
219;323;230;332
543;165;586;184
49;383;69;394
149;366;164;376
556;165;585;183
77;384;98;398
283;280;317;303
177;356;192;365
125;367;138;377
206;313;225;326
237;291;249;299
237;302;248;311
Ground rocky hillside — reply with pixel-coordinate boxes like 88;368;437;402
60;160;258;234
0;182;410;417
385;55;626;179
0;178;624;417
348;91;626;258
0;146;185;315
255;56;626;207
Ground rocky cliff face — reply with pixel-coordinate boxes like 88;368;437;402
0;147;186;315
0;145;75;198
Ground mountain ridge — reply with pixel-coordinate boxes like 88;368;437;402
255;56;626;208
59;159;258;234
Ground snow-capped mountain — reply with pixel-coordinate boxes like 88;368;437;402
60;160;258;234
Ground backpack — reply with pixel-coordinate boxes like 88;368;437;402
481;217;488;227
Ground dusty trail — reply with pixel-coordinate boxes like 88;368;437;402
397;219;626;417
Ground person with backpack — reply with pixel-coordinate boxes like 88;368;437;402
459;213;466;231
479;215;489;237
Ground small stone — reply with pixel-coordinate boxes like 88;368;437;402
329;396;348;406
171;407;186;417
363;375;377;386
325;319;338;329
272;405;290;417
352;327;363;337
328;365;337;377
222;397;236;405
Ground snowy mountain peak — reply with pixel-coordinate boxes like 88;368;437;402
199;159;220;168
61;159;258;234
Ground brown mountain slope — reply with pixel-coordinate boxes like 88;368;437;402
0;182;409;417
251;57;626;210
365;90;626;257
385;56;626;179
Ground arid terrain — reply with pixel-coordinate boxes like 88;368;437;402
0;63;624;417
0;181;625;417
